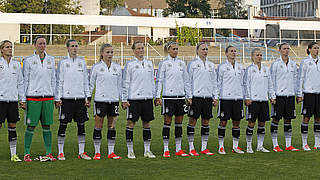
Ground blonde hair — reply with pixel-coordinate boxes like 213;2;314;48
0;40;12;57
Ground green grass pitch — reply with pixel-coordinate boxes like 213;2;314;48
0;103;320;179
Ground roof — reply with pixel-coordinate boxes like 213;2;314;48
124;0;167;9
127;8;152;17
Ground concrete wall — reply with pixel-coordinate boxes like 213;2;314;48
0;23;20;43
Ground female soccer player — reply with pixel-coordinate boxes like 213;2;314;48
244;48;276;153
90;43;122;160
155;42;191;157
0;40;25;162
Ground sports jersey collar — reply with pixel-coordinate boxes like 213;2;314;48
251;62;263;70
195;55;208;62
67;54;78;61
133;56;146;62
308;54;319;63
34;51;48;60
279;56;291;65
225;58;238;68
167;55;177;61
101;60;113;68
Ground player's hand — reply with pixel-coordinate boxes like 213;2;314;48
245;99;252;106
213;99;218;107
270;99;276;105
85;100;91;108
154;98;162;106
19;101;27;110
122;102;130;110
296;97;303;103
186;98;192;106
55;101;62;109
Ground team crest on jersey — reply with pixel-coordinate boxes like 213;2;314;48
0;65;4;70
100;68;104;72
129;113;133;119
33;61;37;65
209;65;212;69
280;65;283;68
148;64;152;69
47;61;51;65
238;67;241;70
113;67;117;73
78;62;82;68
96;108;101;115
135;65;139;69
220;112;224;117
252;69;256;73
167;63;172;68
165;107;169;113
309;62;313;66
226;67;230;71
263;69;266;73
13;65;17;70
178;62;183;67
197;64;201;68
66;63;70;68
303;108;307;114
60;113;65;120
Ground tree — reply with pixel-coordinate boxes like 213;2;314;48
3;0;84;44
163;0;212;18
100;0;124;15
176;23;202;46
218;0;247;19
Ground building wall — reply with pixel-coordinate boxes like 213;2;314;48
260;0;319;17
78;0;100;31
0;23;20;43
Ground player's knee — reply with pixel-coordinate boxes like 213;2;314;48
303;116;310;124
127;120;135;128
8;127;17;142
188;118;197;127
219;120;227;127
58;123;68;137
248;121;255;128
77;122;85;136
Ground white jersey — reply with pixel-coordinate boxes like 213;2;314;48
89;61;122;102
155;55;191;99
297;54;320;96
56;55;90;100
122;57;155;101
0;57;25;102
217;60;244;100
243;63;275;101
270;57;297;97
187;56;218;99
23;52;56;98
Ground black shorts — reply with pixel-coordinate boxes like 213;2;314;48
59;99;89;123
161;97;187;116
127;99;154;122
188;97;213;119
271;96;296;120
301;93;320;118
0;101;20;124
94;101;119;117
246;101;270;122
217;99;244;121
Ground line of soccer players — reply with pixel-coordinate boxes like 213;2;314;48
0;37;319;162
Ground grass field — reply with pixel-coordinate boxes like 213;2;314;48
0;103;320;179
